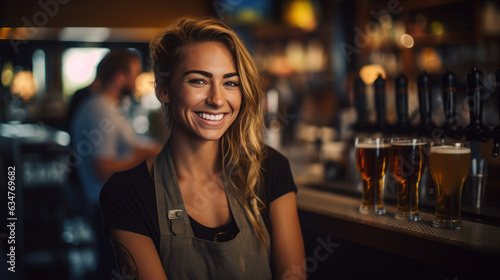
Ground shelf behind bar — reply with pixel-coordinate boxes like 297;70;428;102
297;185;500;269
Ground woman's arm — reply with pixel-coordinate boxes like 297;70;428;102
269;192;306;280
110;228;168;280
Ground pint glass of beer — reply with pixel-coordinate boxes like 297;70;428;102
429;141;471;229
390;138;428;221
355;137;390;215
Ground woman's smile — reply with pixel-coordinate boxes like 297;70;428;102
194;112;228;126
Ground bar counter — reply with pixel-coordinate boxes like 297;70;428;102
296;183;500;277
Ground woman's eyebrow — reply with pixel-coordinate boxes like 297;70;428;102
183;70;239;79
223;72;239;78
183;70;212;78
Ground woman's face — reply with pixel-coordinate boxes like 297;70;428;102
162;41;242;142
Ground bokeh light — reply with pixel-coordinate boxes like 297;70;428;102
285;0;317;31
360;65;386;85
11;71;37;101
400;34;415;48
431;21;444;35
62;48;109;96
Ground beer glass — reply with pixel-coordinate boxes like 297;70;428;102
390;138;428;221
355;137;390;215
429;141;471;229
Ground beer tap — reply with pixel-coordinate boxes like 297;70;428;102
353;76;368;132
374;75;389;134
441;69;462;139
465;67;491;142
394;73;412;135
461;67;492;210
416;71;435;137
492;69;500;157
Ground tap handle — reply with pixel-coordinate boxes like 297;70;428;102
395;73;409;124
493;141;500;158
354;76;366;125
496;69;500;120
374;75;386;127
417;71;432;125
466;66;484;126
441;69;457;127
493;69;500;157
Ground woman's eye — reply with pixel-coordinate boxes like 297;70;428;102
188;79;206;86
225;81;239;87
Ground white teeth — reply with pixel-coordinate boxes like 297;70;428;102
198;113;224;121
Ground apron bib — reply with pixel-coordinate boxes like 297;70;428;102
154;145;272;279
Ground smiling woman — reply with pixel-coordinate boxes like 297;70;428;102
100;17;305;280
162;41;242;142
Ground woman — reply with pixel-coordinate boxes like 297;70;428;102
100;17;305;279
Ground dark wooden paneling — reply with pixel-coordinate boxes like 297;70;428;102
1;0;211;27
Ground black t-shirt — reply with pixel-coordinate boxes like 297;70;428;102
100;146;297;252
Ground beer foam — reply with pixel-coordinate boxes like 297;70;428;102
356;143;391;148
430;146;471;154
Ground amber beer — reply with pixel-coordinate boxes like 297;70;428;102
355;138;390;214
429;144;471;229
390;139;428;220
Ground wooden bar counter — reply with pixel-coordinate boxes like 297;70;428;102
296;184;500;279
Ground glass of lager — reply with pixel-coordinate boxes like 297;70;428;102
390;138;428;221
429;140;471;229
355;137;390;215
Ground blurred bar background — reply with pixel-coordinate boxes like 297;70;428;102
1;0;499;279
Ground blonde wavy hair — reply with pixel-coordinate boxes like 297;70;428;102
150;17;268;246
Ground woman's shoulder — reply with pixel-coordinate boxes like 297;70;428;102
100;161;154;200
263;145;288;160
262;145;291;171
99;161;159;241
260;145;297;204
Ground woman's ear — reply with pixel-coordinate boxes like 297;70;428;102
154;73;171;103
156;90;170;103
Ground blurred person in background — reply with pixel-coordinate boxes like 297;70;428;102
69;49;162;279
100;18;305;279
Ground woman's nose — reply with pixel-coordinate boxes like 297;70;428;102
207;85;225;107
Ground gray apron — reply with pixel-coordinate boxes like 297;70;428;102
154;145;273;279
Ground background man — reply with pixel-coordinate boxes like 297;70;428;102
69;49;162;279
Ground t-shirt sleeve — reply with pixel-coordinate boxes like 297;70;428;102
99;172;151;238
262;147;298;204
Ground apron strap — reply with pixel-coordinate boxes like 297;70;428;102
154;144;190;238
